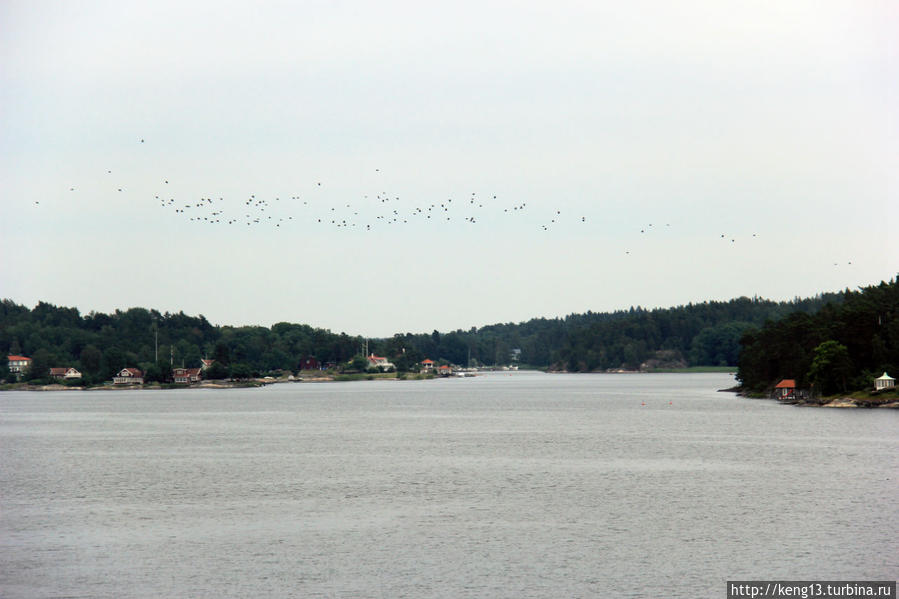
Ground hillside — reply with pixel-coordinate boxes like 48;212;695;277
0;287;855;382
737;277;899;394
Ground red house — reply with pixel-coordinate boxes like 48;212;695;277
774;379;796;399
173;367;202;384
298;356;321;371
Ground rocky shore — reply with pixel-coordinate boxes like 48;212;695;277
730;390;899;408
795;397;899;409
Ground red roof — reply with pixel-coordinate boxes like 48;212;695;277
49;367;69;376
174;368;202;379
438;365;451;370
7;355;31;361
421;359;434;364
120;367;143;377
775;379;797;389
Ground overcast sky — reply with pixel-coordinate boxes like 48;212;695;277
1;1;896;337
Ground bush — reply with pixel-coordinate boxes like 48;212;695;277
230;363;254;380
205;361;229;379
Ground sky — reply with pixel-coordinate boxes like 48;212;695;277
1;1;896;337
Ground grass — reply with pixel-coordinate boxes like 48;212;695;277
839;389;899;402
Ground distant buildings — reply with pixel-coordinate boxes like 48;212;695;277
7;355;32;378
49;367;82;380
298;356;321;370
774;379;796;400
173;367;202;384
367;354;395;371
113;368;144;385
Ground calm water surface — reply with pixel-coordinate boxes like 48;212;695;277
1;372;896;598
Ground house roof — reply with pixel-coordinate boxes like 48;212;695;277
7;355;31;361
421;359;434;364
438;365;451;370
775;379;797;388
175;368;202;376
119;367;143;377
50;367;80;376
876;372;895;381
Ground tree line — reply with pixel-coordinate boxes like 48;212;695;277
0;287;857;384
0;303;362;384
737;277;899;395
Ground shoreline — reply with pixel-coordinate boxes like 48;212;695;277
0;373;442;392
726;387;899;409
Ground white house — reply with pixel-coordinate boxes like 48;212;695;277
113;367;144;385
874;372;896;391
367;354;395;371
49;367;82;380
7;355;31;376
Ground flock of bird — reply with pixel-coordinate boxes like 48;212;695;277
56;138;601;234
43;138;857;265
154;186;579;233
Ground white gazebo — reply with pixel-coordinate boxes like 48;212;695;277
874;372;896;391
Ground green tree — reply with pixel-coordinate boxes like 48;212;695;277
346;354;368;373
230;363;253;380
213;341;231;366
101;347;127;381
205;361;229;380
79;344;102;376
25;348;53;382
144;360;173;383
144;363;164;383
807;340;853;396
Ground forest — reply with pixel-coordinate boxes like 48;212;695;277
0;285;858;385
737;278;899;395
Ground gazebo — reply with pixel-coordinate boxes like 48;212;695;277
874;372;896;391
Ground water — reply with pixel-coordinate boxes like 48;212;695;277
1;372;896;598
